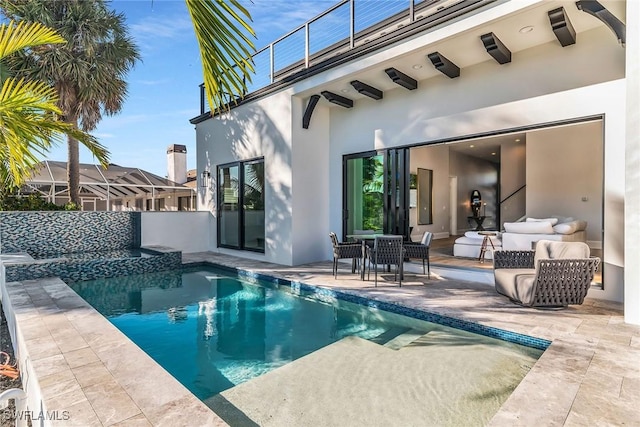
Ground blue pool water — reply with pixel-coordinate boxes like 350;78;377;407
70;266;543;403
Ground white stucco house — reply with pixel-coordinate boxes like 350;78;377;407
191;0;639;325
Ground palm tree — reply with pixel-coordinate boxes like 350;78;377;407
0;19;108;192
185;0;256;114
2;0;140;205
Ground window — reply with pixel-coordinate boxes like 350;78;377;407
217;158;265;252
178;196;192;211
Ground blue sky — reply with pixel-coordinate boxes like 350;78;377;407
44;0;335;178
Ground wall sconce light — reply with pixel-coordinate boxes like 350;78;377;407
200;170;211;188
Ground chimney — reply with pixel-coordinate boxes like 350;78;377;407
167;144;187;184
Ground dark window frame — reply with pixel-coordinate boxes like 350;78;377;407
216;157;265;253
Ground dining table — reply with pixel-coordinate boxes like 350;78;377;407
346;234;404;280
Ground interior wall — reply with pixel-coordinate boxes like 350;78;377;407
526;121;604;246
500;142;527;224
449;151;499;232
409;145;449;240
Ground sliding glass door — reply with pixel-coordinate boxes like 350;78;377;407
217;158;265;252
343;149;409;240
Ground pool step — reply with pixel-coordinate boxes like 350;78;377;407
382;329;427;350
370;326;411;346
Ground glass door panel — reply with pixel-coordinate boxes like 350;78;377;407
219;165;240;247
344;153;384;238
243;161;265;251
344;149;410;241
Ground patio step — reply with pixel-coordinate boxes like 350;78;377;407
382;329;427;350
370;326;411;346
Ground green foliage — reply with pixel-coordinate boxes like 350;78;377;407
185;0;255;114
63;201;80;211
0;192;64;211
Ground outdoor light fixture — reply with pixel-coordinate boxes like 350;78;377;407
480;32;511;64
200;170;210;188
427;52;460;78
302;94;321;129
321;91;353;108
576;0;625;46
350;80;383;100
384;67;418;90
548;7;576;47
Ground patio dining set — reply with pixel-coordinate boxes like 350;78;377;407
330;231;601;309
329;231;433;287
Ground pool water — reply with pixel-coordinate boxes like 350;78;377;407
70;266;543;418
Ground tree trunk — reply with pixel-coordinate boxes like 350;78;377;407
67;119;80;206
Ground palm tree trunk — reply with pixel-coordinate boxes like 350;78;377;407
66;115;80;206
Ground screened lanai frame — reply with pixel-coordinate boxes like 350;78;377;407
22;161;196;211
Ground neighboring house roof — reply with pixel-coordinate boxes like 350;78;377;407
24;160;194;200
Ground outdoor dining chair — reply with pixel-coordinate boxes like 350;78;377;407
365;235;404;287
404;231;433;278
329;232;362;278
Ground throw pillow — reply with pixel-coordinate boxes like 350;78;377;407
526;217;559;226
504;221;555;234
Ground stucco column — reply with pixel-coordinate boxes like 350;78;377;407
625;0;640;325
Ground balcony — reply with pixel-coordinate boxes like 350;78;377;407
198;0;498;115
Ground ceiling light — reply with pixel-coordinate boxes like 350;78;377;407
515;138;521;142
491;152;496;155
470;145;475;148
519;26;534;34
340;89;350;93
412;64;423;70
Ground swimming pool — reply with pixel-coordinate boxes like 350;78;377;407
70;265;544;424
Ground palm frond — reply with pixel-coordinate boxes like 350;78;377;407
0;19;65;59
186;0;256;115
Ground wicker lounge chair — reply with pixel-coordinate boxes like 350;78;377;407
404;231;433;277
329;232;362;278
493;240;600;307
365;235;404;287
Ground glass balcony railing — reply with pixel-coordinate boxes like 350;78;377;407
199;0;493;114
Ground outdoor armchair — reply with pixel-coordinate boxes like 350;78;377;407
493;240;600;307
365;235;405;287
404;231;433;277
329;232;362;278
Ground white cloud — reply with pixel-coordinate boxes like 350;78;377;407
137;78;170;86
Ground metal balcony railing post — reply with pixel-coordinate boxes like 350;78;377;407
305;22;310;68
269;43;274;83
410;0;415;22
199;83;205;114
349;0;355;49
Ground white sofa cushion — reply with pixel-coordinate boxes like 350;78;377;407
553;220;587;235
503;221;555;234
502;230;586;251
526;217;559;226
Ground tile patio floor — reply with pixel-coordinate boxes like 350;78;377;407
183;252;640;426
